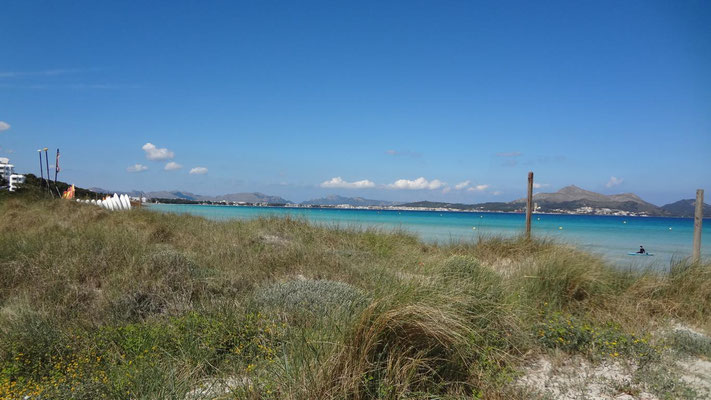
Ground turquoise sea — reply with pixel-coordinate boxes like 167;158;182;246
147;204;710;269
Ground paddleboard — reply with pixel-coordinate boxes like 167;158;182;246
112;194;121;210
627;252;654;256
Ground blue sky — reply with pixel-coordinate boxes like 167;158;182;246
1;0;709;204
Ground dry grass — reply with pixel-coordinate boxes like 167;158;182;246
0;198;709;399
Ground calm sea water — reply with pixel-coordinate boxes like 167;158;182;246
147;204;710;269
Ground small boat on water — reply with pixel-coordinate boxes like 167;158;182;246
627;252;654;256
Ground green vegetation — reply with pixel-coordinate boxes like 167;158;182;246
0;174;107;202
537;312;660;363
1;198;710;399
667;330;711;359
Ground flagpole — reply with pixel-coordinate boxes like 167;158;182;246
54;149;59;184
44;148;52;196
38;149;45;189
54;148;61;196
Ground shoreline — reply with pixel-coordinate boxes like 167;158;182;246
146;201;711;220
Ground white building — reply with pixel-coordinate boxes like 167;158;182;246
0;157;25;192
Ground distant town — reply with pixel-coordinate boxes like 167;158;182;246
189;202;652;217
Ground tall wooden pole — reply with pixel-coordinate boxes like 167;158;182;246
38;150;44;188
44;148;52;196
54;148;59;185
692;189;704;263
526;171;533;239
54;148;61;197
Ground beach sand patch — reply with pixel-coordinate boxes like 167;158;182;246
185;376;253;399
677;358;711;397
517;356;658;400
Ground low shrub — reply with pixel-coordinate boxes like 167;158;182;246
0;311;284;399
666;330;711;359
537;311;661;364
253;279;369;322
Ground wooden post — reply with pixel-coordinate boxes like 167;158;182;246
692;189;704;263
526;171;533;239
43;148;52;196
38;149;45;189
54;148;59;185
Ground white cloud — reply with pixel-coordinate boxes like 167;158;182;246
467;184;489;192
0;121;10;132
320;177;376;189
606;176;624;188
189;167;208;175
442;187;452;194
496;151;522;157
126;164;148;173
388;177;444;190
164;161;182;171
533;183;550;189
454;180;470;190
492;191;503;196
142;142;174;160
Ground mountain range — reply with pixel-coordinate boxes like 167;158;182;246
89;186;710;217
402;185;710;217
660;199;711;218
511;185;663;215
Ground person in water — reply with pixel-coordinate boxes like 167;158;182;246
637;245;646;254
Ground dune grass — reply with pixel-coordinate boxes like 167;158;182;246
0;198;709;399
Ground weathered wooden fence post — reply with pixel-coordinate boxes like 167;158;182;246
693;189;704;263
526;171;533;239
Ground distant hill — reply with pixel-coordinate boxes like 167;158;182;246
400;201;457;208
473;202;521;212
302;195;400;207
512;185;664;215
213;192;290;204
661;199;711;218
150;191;207;200
403;186;708;217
